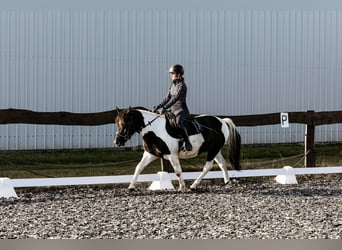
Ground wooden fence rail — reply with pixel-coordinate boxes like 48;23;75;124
1;108;342;126
0;108;117;126
1;108;342;167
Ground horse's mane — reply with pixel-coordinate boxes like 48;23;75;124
129;106;161;116
130;106;148;111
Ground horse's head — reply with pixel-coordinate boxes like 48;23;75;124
113;107;145;146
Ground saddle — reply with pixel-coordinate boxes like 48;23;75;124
164;111;202;139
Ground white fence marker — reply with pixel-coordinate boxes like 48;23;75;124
0;177;18;198
148;171;175;191
274;166;298;184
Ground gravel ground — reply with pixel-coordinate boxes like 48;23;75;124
1;176;341;239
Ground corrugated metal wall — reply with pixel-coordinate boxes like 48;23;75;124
1;10;341;149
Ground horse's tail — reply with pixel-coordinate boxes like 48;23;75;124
223;118;241;171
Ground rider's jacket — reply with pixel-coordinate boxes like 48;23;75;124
156;78;190;116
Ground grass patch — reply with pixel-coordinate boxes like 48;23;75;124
0;143;341;178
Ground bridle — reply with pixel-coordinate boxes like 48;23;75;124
115;119;135;142
115;110;162;141
115;130;130;141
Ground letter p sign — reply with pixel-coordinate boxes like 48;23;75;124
281;113;289;128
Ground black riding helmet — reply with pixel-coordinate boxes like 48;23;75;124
169;64;184;76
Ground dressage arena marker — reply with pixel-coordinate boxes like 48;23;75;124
148;171;175;191
148;159;175;190
0;177;18;198
274;166;298;184
2;166;340;195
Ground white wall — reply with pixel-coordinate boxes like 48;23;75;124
2;0;342;10
1;2;342;149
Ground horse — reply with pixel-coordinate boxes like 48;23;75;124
113;107;241;191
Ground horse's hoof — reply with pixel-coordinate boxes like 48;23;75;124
128;187;135;192
190;185;202;192
230;178;239;185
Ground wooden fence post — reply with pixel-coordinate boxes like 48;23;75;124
304;110;315;167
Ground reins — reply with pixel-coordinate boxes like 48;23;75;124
144;113;162;128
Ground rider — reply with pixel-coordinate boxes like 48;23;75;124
153;64;192;151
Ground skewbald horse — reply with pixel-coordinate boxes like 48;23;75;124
114;107;241;191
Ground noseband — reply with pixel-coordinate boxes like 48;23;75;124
115;131;130;141
115;122;134;141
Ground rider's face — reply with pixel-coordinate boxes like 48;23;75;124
169;72;180;80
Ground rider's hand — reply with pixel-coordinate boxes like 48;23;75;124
151;106;158;113
161;107;167;114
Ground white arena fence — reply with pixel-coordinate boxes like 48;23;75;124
9;167;342;188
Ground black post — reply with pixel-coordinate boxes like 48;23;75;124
304;110;316;167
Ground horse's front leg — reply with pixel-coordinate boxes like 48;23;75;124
167;155;186;192
129;151;157;190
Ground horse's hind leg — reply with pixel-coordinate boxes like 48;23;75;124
190;160;214;190
129;151;157;190
214;151;229;185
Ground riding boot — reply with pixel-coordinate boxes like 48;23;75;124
180;127;192;151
